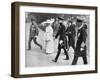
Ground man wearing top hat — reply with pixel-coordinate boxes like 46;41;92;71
52;17;69;62
72;18;88;65
28;18;42;50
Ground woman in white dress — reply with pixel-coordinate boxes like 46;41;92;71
44;20;54;54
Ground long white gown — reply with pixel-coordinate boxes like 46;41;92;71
45;25;54;54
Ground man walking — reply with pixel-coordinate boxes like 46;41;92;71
28;18;42;50
72;19;88;65
66;20;76;51
52;17;69;62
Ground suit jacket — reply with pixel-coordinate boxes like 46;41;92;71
29;23;39;38
66;24;76;46
76;26;87;56
66;24;76;38
55;23;67;48
77;27;87;47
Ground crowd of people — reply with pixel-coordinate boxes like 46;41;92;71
27;16;88;65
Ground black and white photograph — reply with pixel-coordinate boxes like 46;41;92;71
25;12;90;67
11;2;97;78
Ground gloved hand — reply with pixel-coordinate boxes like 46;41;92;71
80;47;84;51
59;40;63;44
81;42;85;48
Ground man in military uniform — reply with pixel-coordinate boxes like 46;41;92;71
72;19;88;65
66;20;76;51
52;17;69;62
28;18;42;50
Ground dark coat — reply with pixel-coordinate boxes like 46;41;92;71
55;23;67;48
66;24;76;47
76;26;87;56
66;24;76;37
29;23;39;38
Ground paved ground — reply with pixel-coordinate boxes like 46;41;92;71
25;23;89;67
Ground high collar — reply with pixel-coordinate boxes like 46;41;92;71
78;23;83;30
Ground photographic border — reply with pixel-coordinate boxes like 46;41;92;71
11;2;98;78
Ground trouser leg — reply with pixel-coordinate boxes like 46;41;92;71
72;54;78;65
28;37;32;50
65;37;69;50
33;37;42;49
82;56;87;64
67;39;70;50
82;47;87;64
72;43;79;65
72;44;75;52
70;39;75;51
55;45;61;62
63;47;69;59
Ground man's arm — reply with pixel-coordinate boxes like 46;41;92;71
29;24;32;35
83;30;87;43
34;22;39;35
81;29;87;48
72;25;76;36
55;27;60;38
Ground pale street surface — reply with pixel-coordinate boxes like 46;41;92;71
25;23;89;67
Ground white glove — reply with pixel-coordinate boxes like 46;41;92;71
59;40;63;44
80;48;84;51
81;42;85;48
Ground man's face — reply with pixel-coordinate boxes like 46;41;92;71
68;22;72;27
77;22;82;27
58;20;63;23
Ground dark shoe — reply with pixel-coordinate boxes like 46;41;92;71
72;63;76;65
40;46;42;50
72;62;77;65
63;58;69;60
63;56;69;60
52;59;57;62
84;62;88;65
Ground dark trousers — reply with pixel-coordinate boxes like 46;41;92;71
28;37;42;50
55;44;69;62
68;37;75;50
72;46;87;65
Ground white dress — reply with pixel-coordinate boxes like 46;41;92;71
45;25;54;54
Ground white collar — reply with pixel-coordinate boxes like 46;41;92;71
78;23;83;30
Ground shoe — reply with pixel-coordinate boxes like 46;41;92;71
40;46;42;50
84;62;88;65
52;59;57;62
63;57;69;60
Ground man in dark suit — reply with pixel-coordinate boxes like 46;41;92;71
28;18;42;50
52;17;69;62
66;20;76;51
72;19;88;65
